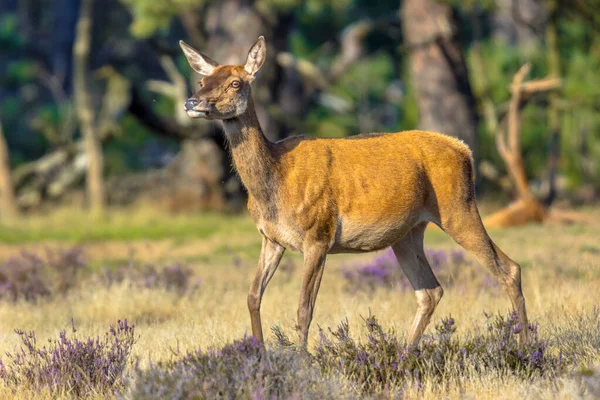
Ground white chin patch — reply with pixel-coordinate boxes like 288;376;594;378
186;110;207;118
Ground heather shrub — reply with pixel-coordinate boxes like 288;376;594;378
101;261;200;296
125;335;351;399
0;247;87;302
341;247;498;293
1;320;137;397
273;312;563;394
0;246;201;303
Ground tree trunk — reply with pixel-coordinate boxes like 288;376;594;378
0;120;19;220
74;0;105;216
543;0;561;205
492;0;545;49
174;1;306;211
400;0;479;155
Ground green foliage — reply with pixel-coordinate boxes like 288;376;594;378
307;53;399;138
5;61;36;84
3;0;600;195
119;0;206;38
0;97;20;118
103;115;178;176
0;13;22;49
399;59;420;131
442;0;497;11
467;31;600;189
333;53;395;101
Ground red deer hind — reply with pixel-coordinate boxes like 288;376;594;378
179;36;529;348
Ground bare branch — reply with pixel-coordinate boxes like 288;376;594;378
328;20;372;82
511;0;548;35
95;66;132;136
511;77;561;95
147;80;177;97
73;0;105;216
276;53;329;91
0;120;19;219
147;55;191;126
504;63;532;198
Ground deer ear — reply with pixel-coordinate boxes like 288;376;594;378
179;40;220;75
244;36;267;78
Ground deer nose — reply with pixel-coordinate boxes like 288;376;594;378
185;98;199;111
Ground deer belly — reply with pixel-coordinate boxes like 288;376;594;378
330;216;416;253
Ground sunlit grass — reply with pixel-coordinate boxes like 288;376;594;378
0;206;256;243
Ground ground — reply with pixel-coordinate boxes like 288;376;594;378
0;204;599;398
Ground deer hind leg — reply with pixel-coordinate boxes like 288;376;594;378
440;204;529;344
392;222;444;348
247;236;286;343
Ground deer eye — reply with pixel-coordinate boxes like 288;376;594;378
231;80;240;88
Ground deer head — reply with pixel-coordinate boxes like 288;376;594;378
179;36;267;120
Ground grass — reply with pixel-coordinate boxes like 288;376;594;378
0;207;256;244
0;205;599;398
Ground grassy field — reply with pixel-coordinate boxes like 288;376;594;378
0;206;599;398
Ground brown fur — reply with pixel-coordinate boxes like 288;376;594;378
179;38;529;348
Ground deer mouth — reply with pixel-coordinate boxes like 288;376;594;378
186;109;209;118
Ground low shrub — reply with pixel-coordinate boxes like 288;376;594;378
0;320;137;397
0;247;201;303
0;247;87;302
100;261;201;296
274;312;563;394
125;335;350;399
129;312;564;398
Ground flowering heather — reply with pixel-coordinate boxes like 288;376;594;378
342;250;399;292
1;320;137;397
126;335;349;399
303;312;562;394
101;261;201;296
341;247;498;293
0;246;202;303
0;247;87;302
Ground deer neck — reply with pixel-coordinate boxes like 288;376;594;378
222;97;277;205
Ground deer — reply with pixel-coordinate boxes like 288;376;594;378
179;36;529;348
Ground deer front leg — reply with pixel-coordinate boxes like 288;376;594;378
248;236;285;343
297;245;328;348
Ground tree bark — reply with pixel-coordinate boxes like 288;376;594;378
493;0;545;48
400;0;479;155
543;0;561;205
74;0;105;216
0;120;19;220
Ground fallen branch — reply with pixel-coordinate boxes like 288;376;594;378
483;64;586;228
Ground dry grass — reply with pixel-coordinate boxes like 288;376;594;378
1;206;599;398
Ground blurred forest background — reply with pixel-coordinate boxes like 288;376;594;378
0;0;599;223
